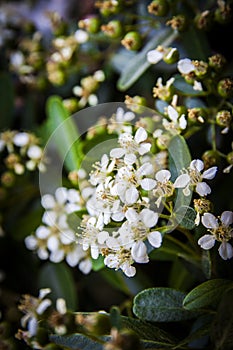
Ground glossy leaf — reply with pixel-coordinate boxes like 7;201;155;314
133;287;197;322
183;279;233;310
117;28;178;91
38;262;78;310
50;333;105;350
46;95;82;171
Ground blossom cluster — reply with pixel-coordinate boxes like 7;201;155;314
26;107;229;278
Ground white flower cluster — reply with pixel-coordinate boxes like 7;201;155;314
25;187;92;274
24;108;225;276
0;130;45;174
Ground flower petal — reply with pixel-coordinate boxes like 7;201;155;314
201;213;218;229
148;231;162;248
141;208;158;228
198;234;215;250
177;58;195;74
110;147;125;159
147;49;163;64
125;186;139;204
167;105;178;122
135;127;147;144
221;211;233;226
202;166;218;180
155;169;171;182
131;241;149;263
140;178;156;191
196;182;211;196
218;241;233;260
174;174;190;188
190;159;204;172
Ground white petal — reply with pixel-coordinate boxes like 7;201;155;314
198;234;215;249
79;259;92;274
66;251;80;267
177;58;195;74
39;288;51;299
25;235;37;250
112;211;125;222
28;317;38;337
190;159;204;172
123;111;135;121
137;162;153;176
50;249;64;263
155;169;171;182
148;231;162;248
35;226;50;239
221;211;233;226
138;143;151;155
202;166;218;180
27;145;42;159
74;29;89;43
135;127;147;144
193;80;203;91
121;263;136;277
201;213;218;229
218;241;233;260
47;236;59;251
67;189;80;203
106;237;120;250
36;299;52;315
97;231;109;244
179;115;187;129
141;209;158;228
131;241;149;263
38;248;49;260
41;194;56;209
125;187;138;204
56;298;67;315
174;174;190;188
124;153;137;165
147;49;163;64
60;230;75;244
55;187;68;204
110;147;125;159
13;132;30;147
167;105;178;122
91;245;99;259
125;208;138;223
196;182;211;196
141;178;156;191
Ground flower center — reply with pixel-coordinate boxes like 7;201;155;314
212;225;232;242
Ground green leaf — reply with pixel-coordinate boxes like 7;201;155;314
0;72;14;129
210;289;233;350
168;135;192;227
173;75;207;96
50;333;105;350
201;250;212;279
92;255;105;271
133;287;197;322
174;206;196;229
183;279;233;310
46;95;82;171
38;262;78;310
117;28;178;91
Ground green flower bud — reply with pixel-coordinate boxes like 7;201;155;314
125;95;146;113
63;98;79;113
214;3;232;24
163;47;179;64
79;17;100;34
194;10;213;31
193;60;209;78
1;172;15;187
202;150;220;168
217;78;233;98
147;0;169;17
216;110;232;127
188;108;206;124
121;31;142;51
101;20;123;38
208;53;226;71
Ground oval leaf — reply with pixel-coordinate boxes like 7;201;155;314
46;95;82;171
174;206;196;229
133;287;196;322
183;279;233;310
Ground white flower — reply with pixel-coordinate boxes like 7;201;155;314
13;132;30;147
198;211;233;260
107;107;135;134
177;58;195;74
163;105;187;133
74;29;89;43
174;159;217;196
147;169;175;206
147;48;164;64
89;154;115;186
110;127;151;165
27;145;42;159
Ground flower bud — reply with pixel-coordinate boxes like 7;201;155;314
214;3;232;24
217;78;233;98
202;150;219;168
147;0;169;17
121;31;142;51
208;53;226;71
101;20;123;38
188;108;206;124
79;17;101;34
163;47;179;64
63;98;79;113
1;172;15;187
193;60;208;78
227;151;233;165
124;95;146;113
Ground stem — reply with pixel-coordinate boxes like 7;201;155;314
166;234;200;258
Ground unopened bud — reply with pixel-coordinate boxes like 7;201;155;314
217;78;233;98
148;0;169;17
121;31;142;51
